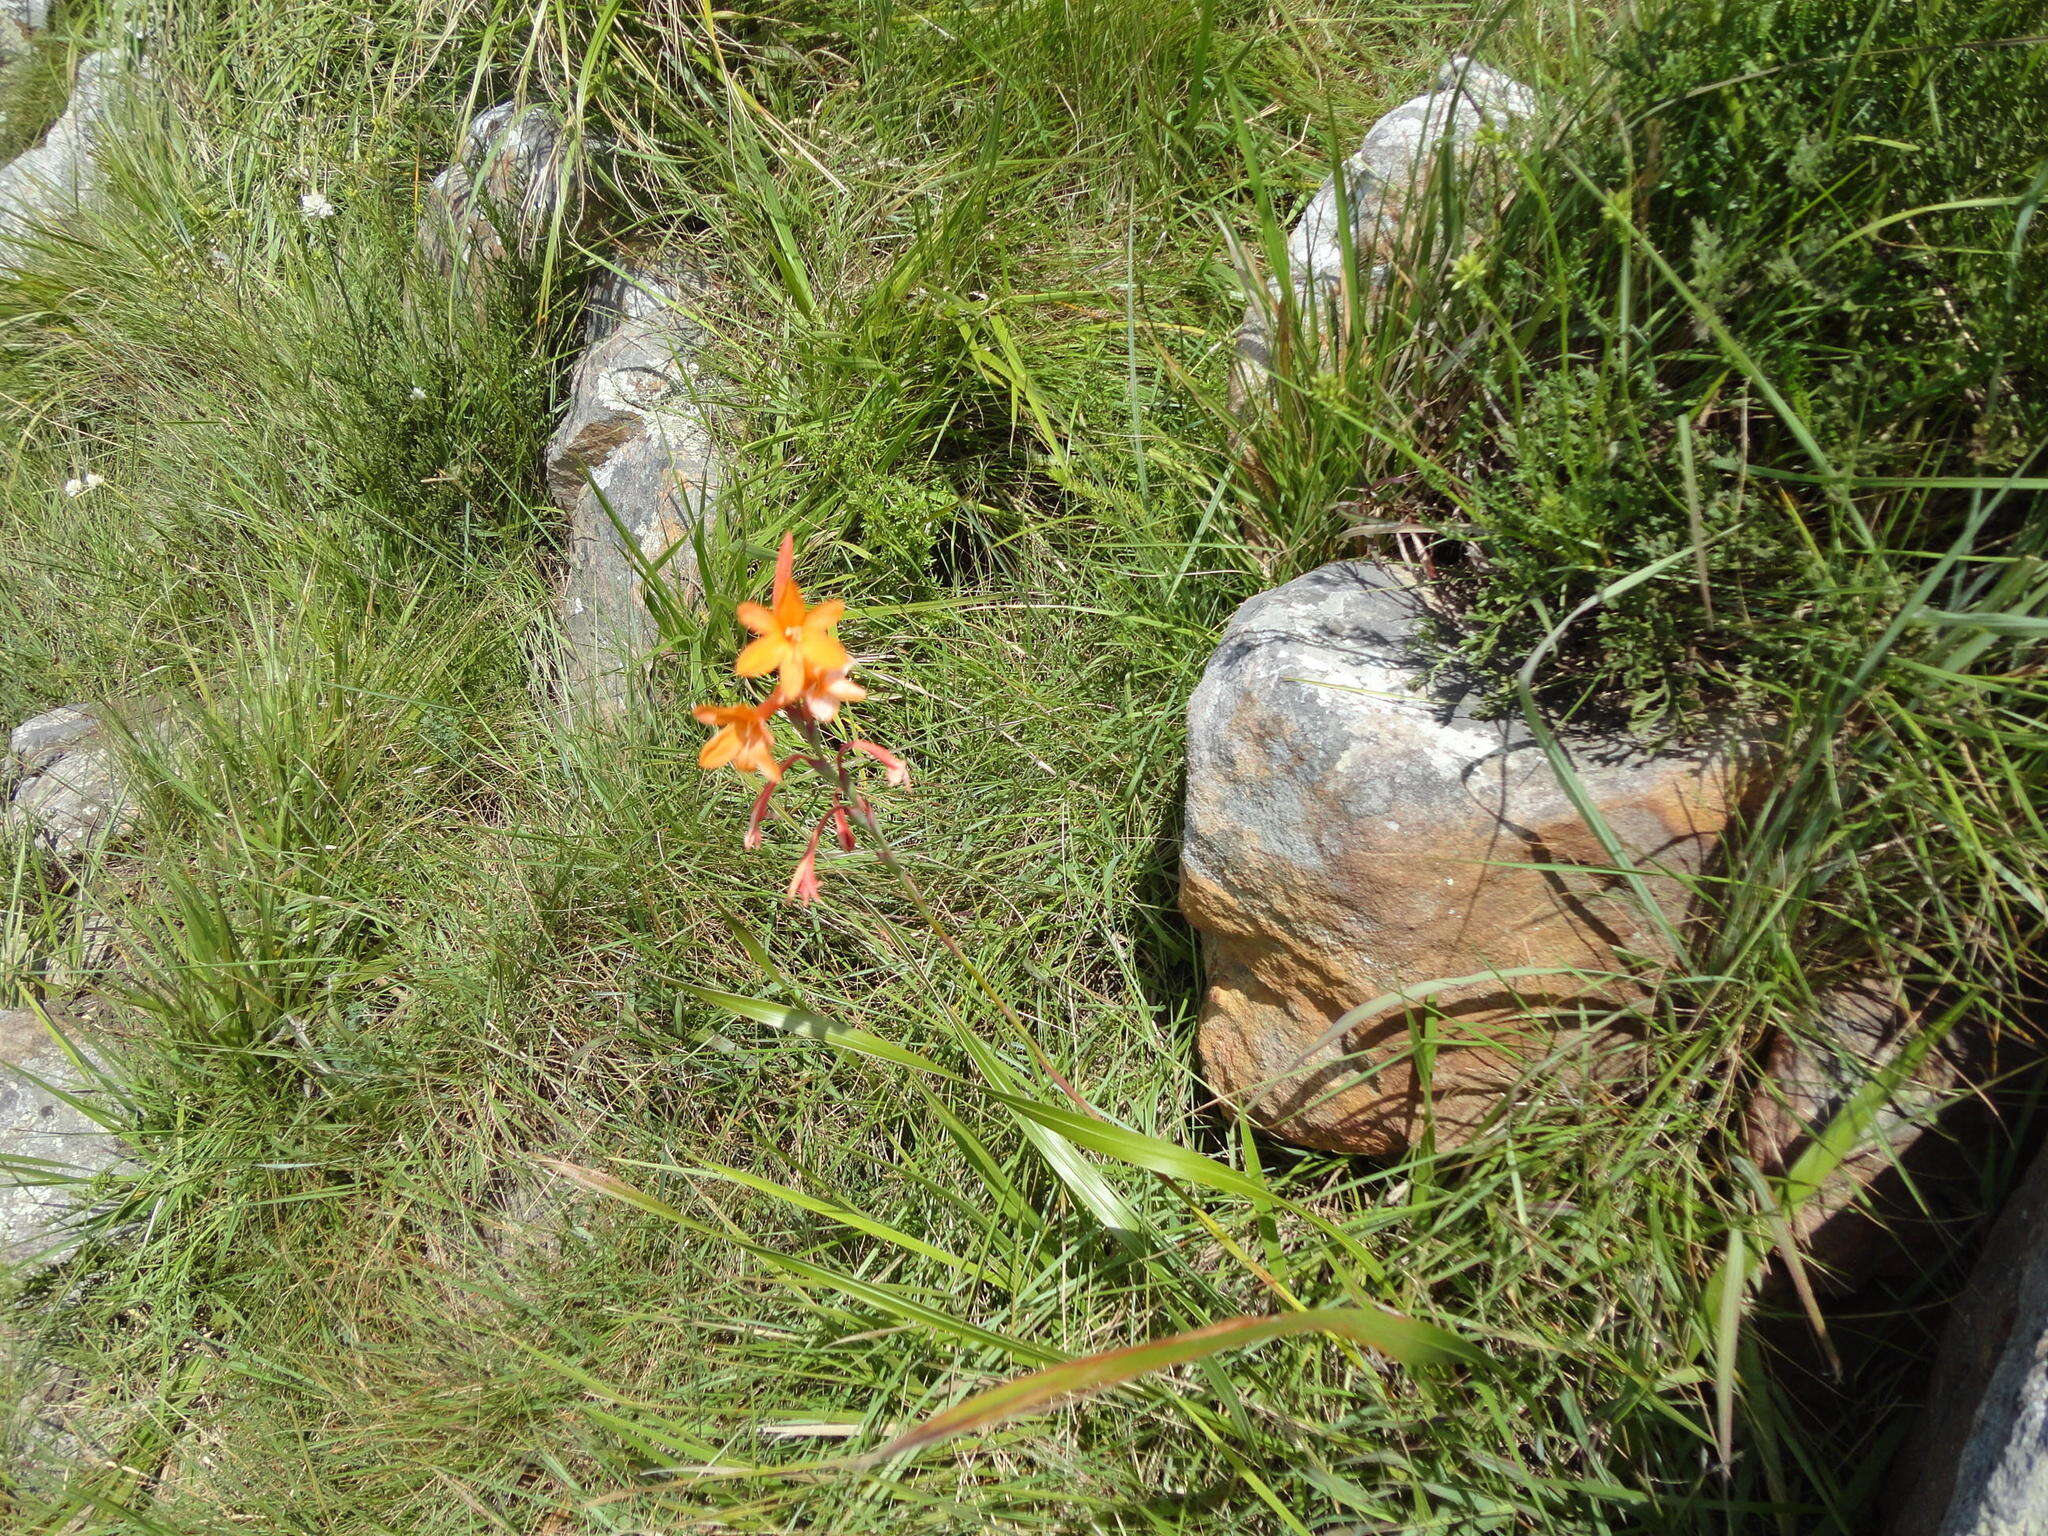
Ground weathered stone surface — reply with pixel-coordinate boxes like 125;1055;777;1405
1235;55;1533;404
0;50;125;270
420;101;579;274
0;1;49;56
3;704;139;860
1180;560;1737;1155
1746;984;1989;1295
546;264;725;720
0;1007;119;1263
1885;1144;2048;1536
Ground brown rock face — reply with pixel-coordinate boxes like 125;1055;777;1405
1181;561;1740;1155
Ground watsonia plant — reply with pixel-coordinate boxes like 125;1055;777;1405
555;534;1480;1487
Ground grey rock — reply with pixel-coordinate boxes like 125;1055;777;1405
0;1;48;56
420;102;580;274
545;264;726;720
1180;560;1740;1154
7;702;97;765
0;1007;120;1264
2;907;120;1000
4;704;141;860
1235;55;1533;403
0;50;126;271
1887;1145;2048;1536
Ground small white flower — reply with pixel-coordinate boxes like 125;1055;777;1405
62;473;106;498
207;246;232;270
409;386;427;401
299;191;337;220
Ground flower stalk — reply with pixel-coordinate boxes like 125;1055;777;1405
691;534;1092;1111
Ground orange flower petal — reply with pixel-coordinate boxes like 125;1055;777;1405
805;598;846;630
773;581;808;631
734;740;783;782
736;601;776;635
772;532;796;603
799;630;850;673
735;635;788;677
698;727;740;770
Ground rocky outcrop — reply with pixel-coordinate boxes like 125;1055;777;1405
419;101;580;275
545;264;725;720
0;49;126;270
4;704;141;861
1234;56;1533;405
415;103;722;721
1886;1144;2048;1535
1180;560;1740;1155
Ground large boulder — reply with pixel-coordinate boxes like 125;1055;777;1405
1234;56;1534;404
4;704;140;861
1180;560;1740;1155
1886;1144;2048;1535
545;264;726;720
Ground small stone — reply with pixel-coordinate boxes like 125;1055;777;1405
1746;984;1990;1295
1181;560;1741;1155
1234;56;1534;406
419;102;580;275
0;1007;121;1264
4;704;144;862
0;1;48;58
0;51;130;272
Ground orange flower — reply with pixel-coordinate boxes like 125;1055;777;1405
693;698;783;782
796;668;867;723
736;534;850;695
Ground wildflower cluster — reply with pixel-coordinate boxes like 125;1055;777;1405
695;535;907;903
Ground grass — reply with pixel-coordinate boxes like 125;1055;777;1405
0;0;2042;1532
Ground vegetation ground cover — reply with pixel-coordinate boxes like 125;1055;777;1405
0;0;2042;1531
